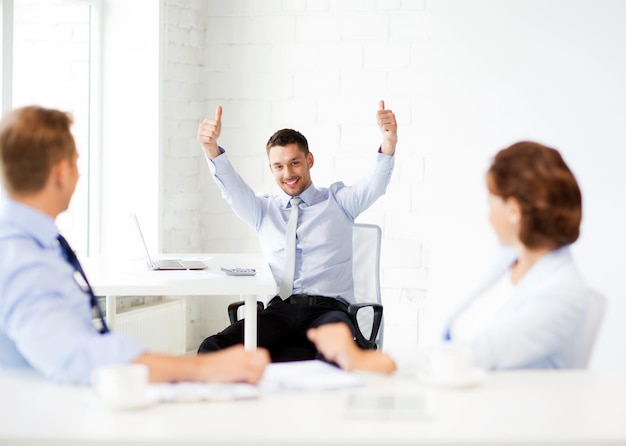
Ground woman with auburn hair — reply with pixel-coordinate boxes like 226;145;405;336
308;141;601;373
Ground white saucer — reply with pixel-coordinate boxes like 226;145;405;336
416;368;486;389
98;393;158;411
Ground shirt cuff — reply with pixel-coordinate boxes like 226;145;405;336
206;146;228;175
378;146;395;157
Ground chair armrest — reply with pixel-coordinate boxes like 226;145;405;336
227;301;265;325
348;303;383;350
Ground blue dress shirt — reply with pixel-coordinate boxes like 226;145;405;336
0;199;145;385
208;149;394;304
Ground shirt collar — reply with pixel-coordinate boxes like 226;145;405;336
279;183;318;208
1;198;59;249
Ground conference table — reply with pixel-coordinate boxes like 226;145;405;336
83;253;277;350
1;366;625;445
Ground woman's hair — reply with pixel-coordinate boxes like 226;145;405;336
487;141;582;249
266;128;309;156
0;105;76;194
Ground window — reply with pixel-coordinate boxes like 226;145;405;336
1;0;100;255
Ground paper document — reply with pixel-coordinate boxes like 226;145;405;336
146;360;362;403
148;382;260;402
259;360;364;392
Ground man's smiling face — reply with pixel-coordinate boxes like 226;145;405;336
268;143;314;197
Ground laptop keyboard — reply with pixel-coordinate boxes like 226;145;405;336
155;259;184;268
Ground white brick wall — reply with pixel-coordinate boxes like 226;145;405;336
161;0;429;351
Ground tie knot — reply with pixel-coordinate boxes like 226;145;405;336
290;197;301;208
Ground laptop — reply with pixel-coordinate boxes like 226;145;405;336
131;212;207;270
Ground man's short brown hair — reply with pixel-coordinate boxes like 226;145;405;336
0;105;76;194
265;128;309;156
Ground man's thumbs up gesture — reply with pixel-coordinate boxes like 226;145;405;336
377;100;398;155
197;105;223;159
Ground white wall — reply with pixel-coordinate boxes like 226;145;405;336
100;0;161;256
161;0;208;253
158;0;626;367
420;0;626;371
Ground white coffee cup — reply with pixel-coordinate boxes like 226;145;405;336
91;363;150;409
428;344;474;383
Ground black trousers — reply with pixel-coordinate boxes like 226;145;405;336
197;295;355;362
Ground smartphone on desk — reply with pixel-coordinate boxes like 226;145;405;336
220;267;257;276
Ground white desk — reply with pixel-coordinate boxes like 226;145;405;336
83;253;276;350
1;369;625;445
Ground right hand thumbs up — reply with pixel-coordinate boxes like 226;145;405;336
197;105;223;159
215;105;223;122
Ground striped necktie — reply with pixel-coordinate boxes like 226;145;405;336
279;197;301;299
57;234;109;334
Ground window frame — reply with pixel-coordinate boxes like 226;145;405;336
0;0;102;255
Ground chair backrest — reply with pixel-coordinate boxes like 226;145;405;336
352;223;383;348
571;289;607;368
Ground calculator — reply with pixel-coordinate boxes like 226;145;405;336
220;267;257;276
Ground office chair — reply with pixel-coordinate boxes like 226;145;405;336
349;223;384;350
570;289;606;368
227;223;384;360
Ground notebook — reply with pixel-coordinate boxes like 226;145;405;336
131;212;207;270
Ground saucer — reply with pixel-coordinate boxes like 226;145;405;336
416;368;486;389
98;393;158;411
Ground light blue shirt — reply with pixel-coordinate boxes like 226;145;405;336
388;246;598;374
208;149;394;304
444;246;595;369
0;199;145;385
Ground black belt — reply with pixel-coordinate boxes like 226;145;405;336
268;294;348;312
